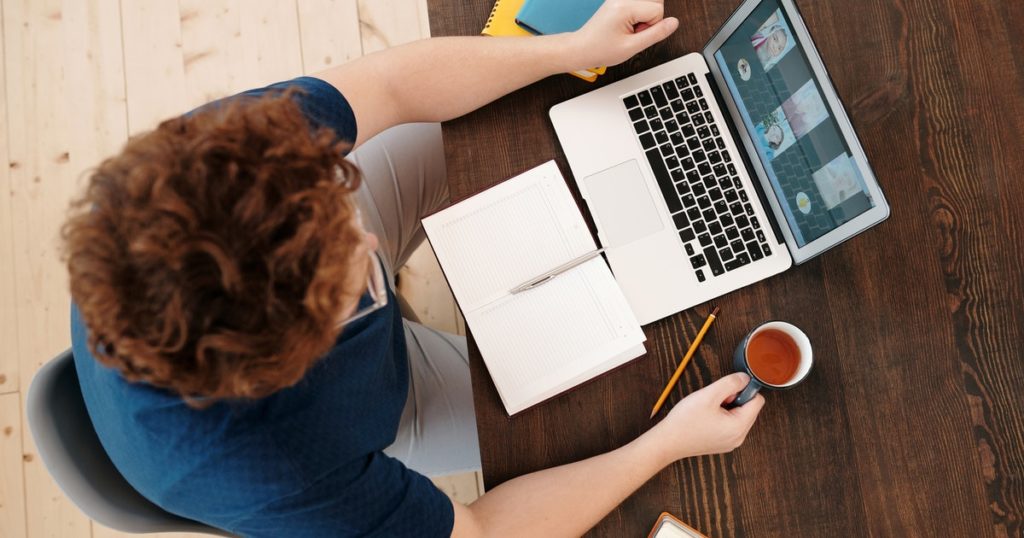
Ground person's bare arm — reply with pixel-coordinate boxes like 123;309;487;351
313;0;679;147
451;373;766;537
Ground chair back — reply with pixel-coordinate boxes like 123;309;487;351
26;349;232;536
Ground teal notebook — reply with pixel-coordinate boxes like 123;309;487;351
515;0;604;35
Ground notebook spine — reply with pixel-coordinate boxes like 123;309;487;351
483;0;501;32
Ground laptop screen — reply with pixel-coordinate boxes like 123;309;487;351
713;0;876;247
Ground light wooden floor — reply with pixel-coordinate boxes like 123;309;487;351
0;1;477;536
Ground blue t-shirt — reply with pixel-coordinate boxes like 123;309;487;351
71;77;455;538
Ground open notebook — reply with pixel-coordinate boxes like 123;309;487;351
423;161;646;415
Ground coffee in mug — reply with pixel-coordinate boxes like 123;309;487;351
728;321;813;408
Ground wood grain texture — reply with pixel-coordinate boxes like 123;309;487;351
0;393;27;538
297;0;364;73
428;0;1023;535
0;0;17;396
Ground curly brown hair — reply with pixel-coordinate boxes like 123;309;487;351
63;90;367;404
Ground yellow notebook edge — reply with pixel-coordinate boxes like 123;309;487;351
481;0;604;82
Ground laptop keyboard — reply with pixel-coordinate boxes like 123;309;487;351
622;73;772;283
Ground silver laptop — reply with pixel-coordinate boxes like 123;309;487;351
550;0;890;324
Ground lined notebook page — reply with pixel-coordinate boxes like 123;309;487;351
423;161;646;415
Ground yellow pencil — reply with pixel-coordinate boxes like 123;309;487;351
649;307;720;419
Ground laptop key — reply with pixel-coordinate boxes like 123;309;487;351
688;73;697;84
724;254;750;272
698;162;712;176
730;239;745;254
640;133;656;149
697;126;711;139
665;119;679;133
695;269;706;282
681;88;695;101
660;107;673;120
638;90;653;106
713;234;728;249
694;84;703;97
702;208;716;222
698;233;712;247
660;143;673;157
735;214;749;229
719;247;734;262
687;137;701;150
686;101;701;114
645;148;681;213
673;211;690;229
649;117;664;131
726;227;740;240
741;228;755;242
725;189;739;203
703;246;725;276
730;202;744;216
745;203;754;215
700;100;709;111
685;243;695;256
708;151;722;164
644;105;658;118
651;86;668;107
697;195;711;210
692;149;706;163
675;144;690;159
722;148;731;161
665;156;679;170
733;177;743;189
664;82;679;100
740;190;749;202
681;157;695;170
751;216;760;228
692;182;706;197
687;207;702;222
708;220;723;236
756;230;766;243
709;186;723;201
748;241;764;261
656;132;670;145
686;170;700;184
624;95;640;109
717;138;726;150
633;120;649;134
720;213;734;228
703;138;717;152
693;114;706;126
690;254;706;269
675;76;689;88
711;124;720;136
671;168;684;183
680;228;695;242
682;124;696;138
670;99;685;113
703;174;717;188
693;220;707;234
630;108;645;122
760;241;771;255
676;112;690;125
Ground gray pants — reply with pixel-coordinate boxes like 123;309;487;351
347;123;481;477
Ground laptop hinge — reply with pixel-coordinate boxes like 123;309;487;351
705;72;786;247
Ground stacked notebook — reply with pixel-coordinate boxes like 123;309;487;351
423;162;646;415
482;0;606;82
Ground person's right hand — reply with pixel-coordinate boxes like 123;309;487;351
652;372;766;462
566;0;679;70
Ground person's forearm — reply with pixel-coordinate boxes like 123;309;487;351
315;35;583;146
357;35;577;122
456;429;674;537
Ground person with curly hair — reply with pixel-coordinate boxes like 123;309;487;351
63;2;764;537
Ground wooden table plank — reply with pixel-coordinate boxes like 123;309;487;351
427;0;1023;536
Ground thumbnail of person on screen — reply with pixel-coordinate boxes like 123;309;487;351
751;10;795;71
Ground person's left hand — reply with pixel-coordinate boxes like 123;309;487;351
567;0;679;69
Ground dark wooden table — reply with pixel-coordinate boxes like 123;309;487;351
427;1;1024;536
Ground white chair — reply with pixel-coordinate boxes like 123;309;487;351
26;349;232;536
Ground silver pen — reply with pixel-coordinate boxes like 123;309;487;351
509;248;607;294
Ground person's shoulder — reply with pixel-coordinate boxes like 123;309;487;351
234;76;358;146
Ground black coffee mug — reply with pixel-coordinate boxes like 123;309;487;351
728;321;813;408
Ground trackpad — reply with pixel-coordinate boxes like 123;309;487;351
583;160;664;247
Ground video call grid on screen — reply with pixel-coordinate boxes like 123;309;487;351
714;0;875;246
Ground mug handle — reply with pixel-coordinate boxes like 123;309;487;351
725;379;762;409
